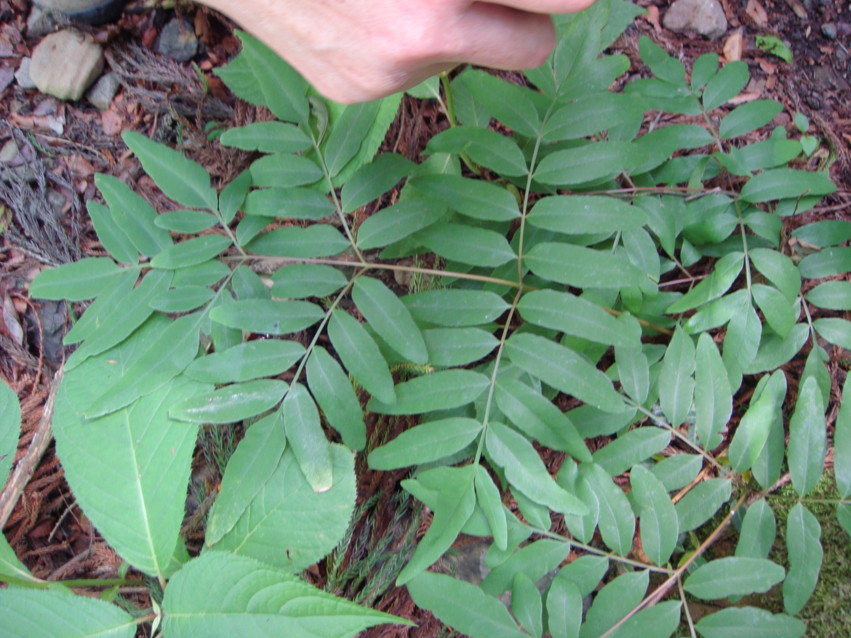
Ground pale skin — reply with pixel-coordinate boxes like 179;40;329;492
200;0;597;103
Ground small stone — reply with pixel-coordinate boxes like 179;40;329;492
157;19;198;62
0;139;19;164
29;29;104;101
822;23;837;39
86;71;120;109
0;64;14;93
663;0;728;39
15;58;36;89
27;5;61;38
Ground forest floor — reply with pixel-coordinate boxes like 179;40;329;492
0;0;849;635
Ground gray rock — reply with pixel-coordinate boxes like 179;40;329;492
27;5;62;38
15;58;37;89
86;71;120;109
0;64;14;93
663;0;728;39
0;139;19;164
821;23;837;39
29;29;104;101
157;19;198;62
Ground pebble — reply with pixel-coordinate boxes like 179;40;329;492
86;71;120;109
663;0;728;39
157;18;198;62
0;139;19;164
0;64;14;93
26;6;61;38
822;22;837;39
29;29;104;101
15;58;36;89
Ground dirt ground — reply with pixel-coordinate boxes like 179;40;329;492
0;0;849;635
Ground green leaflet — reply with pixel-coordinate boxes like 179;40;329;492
0;589;135;638
403;289;509;327
282;384;333;493
356;195;448;250
583;463;635;555
341;153;416;213
247;225;350;258
615;344;650;405
154;209;218;234
327;310;395;404
512;573;543;638
218;120;312;153
150;286;217;313
702;60;748;110
30;258;123;301
475;465;508;550
630;465;678;566
209;299;323;335
352;276;428;364
368;369;489;415
658;325;696;428
481;539;571;596
735;499;777;559
543;92;643;142
546;577;583;638
249;153;323;188
368;418;482;470
528;195;647;235
397;466;476;584
607;601;681;638
407;572;528;638
410;174;520;222
787;376;826;496
184;339;305;384
580;570;648;638
676;478;732;533
486;422;588;517
806;280;851;310
719;100;783;139
741;168;836;203
652;454;702;491
271;264;347;299
534;141;648;186
162;552;404;636
506;333;625;414
695;607;805;638
694;333;732;450
783;503;822;615
306;346;367;450
150;235;232;270
525;242;645;290
426;126;528;177
322;100;383;178
423;328;499;366
243;187;334;220
170;379;287;424
813;317;851;349
87;201;138;265
0;380;21;498
95;174;173;257
591;428;670;477
751;284;797;338
208;444;354;571
749;248;801;302
836;375;851;498
684;557;785;599
417;222;516;268
729;370;786;473
459;68;542;137
667;252;744;313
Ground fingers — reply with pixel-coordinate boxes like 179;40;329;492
463;0;598;14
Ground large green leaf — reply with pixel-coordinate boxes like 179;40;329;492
327;310;395;405
684;557;784;599
184;340;305;384
170;380;287;424
368;369;489;415
512;573;543;638
783;503;822;615
162;552;403;636
749;248;801;302
579;570;648;638
806;280;851;310
353;277;428;364
629;465;678;566
506;333;624;413
0;380;21;489
205;412;286;546
525;242;645;290
368;418;482;470
306;347;367;451
282;384;333;493
719;100;783;139
0;535;39;586
209;443;355;571
407;571;529;638
87;201;138;265
787;376;826;497
695;607;805;638
702;60;748;110
54;318;209;578
122;132;217;211
543;92;643;142
0;589;135;638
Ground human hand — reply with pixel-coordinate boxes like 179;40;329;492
199;0;597;103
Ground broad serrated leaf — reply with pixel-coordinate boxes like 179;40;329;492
341;153;415;213
170;379;287;424
407;571;528;638
356;195;448;250
528;196;647;236
592;428;670;477
676;478;732;532
658;325;696;427
209;299;323;335
740;168;836;203
425;126;528;177
0;589;135;638
205;412;286;546
787;376;826;496
162;552;401;636
368;418;481;470
184;339;304;384
410;174;520;222
505;333;624;413
583;463;635;555
209;443;355;570
695;607;805;638
735;498;777;561
247;225;350;258
518;290;634;348
30;258;122;301
403;289;509;327
494;376;591;462
475;465;508;550
481;539;572;596
54;322;208;578
630;465;678;566
328;310;395;405
684;557;784;599
836;375;851;498
368;369;489;415
87;201;138;265
729;370;786;472
122;132;217;211
219;121;311;153
525;242;645;290
702;60;748;110
83;313;202;419
580;571;648;638
282;384;333;493
486;422;587;517
417;222;516;268
695;333;732;450
243;187;334;220
353;276;428;364
306;346;366;450
719;100;783;139
783;503;822;615
398;466;476;584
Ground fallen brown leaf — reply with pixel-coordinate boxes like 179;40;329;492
745;0;769;26
723;31;744;62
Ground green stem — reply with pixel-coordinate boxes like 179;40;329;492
534;527;674;574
